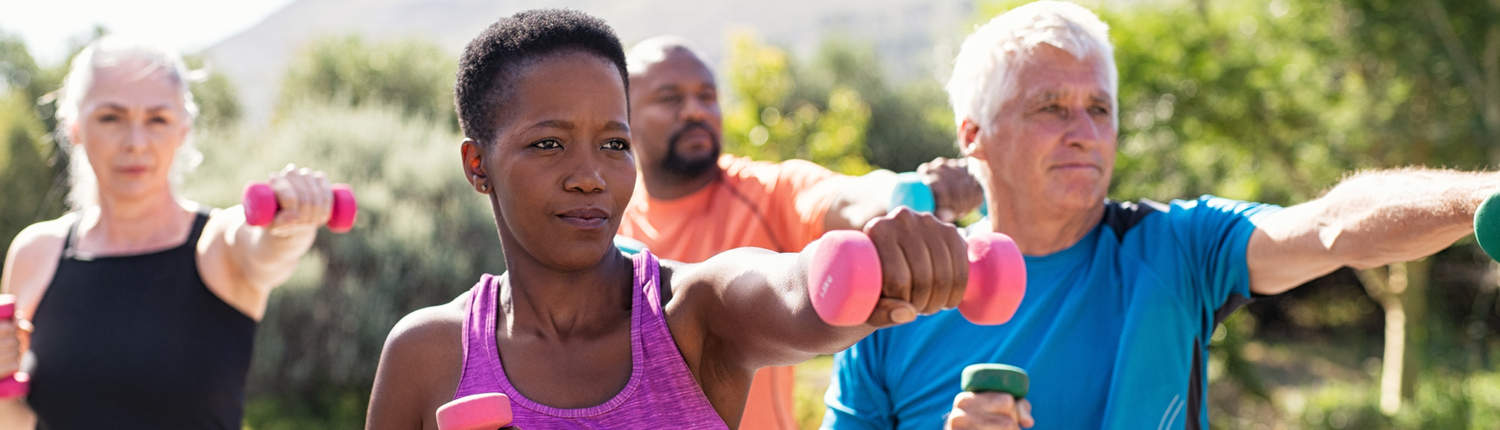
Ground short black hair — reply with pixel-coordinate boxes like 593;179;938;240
455;9;629;143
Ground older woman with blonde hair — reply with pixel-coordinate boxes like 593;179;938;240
0;36;341;429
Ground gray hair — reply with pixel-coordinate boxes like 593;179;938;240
52;36;203;211
946;1;1117;130
625;35;710;76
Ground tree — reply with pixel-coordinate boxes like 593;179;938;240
277;35;457;129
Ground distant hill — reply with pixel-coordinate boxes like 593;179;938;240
203;0;977;125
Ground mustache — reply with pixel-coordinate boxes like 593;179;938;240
668;121;718;148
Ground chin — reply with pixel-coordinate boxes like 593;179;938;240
541;239;617;271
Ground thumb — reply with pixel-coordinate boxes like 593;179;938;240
866;298;919;328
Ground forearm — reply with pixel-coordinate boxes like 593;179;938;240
825;170;897;232
0;398;36;429
1252;168;1498;293
1313;168;1495;267
702;249;874;368
225;206;317;290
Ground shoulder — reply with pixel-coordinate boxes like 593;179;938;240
4;213;80;318
6;214;74;258
370;293;469;429
376;294;469;397
384;294;468;360
4;214;77;290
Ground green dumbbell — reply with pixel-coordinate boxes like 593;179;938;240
1475;191;1500;262
961;363;1029;399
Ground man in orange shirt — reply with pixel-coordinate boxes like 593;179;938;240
619;35;983;429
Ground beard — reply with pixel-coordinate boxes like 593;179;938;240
660;121;721;177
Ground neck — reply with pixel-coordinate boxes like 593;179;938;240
495;223;635;341
83;189;194;250
986;188;1104;256
639;162;720;200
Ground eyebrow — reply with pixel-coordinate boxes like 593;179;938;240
96;103;178;112
1028;91;1112;105
526;119;630;133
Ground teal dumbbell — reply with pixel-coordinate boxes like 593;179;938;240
961;363;1028;399
1475;191;1500;262
615;236;648;255
891;172;988;217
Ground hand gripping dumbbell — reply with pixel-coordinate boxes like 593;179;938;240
0;295;30;399
242;182;358;233
437;393;514;430
1475;191;1500;262
962;363;1029;399
807;230;1026;326
891;172;989;217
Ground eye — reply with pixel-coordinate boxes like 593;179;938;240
150;116;170;125
657;93;682;104
1089;105;1110;116
531;138;563;150
602;138;630;151
99;113;121;123
1039;104;1063;114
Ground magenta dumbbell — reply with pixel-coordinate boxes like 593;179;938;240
242;182;358;233
808;230;1026;326
437;393;514;430
0;295;30;399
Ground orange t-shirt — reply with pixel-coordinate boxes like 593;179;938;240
619;155;849;430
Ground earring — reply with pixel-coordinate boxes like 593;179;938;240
478;183;490;192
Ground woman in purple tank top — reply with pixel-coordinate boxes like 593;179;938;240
366;9;971;430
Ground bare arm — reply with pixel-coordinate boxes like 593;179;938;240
198;165;333;319
824;158;985;231
683;209;968;370
1248;168;1499;295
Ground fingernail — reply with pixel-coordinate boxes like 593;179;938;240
892;307;916;323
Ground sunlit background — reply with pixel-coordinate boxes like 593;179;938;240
2;0;1498;428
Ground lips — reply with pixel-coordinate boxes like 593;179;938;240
556;207;610;230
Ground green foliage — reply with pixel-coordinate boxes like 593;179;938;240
0;29;67;277
721;31;958;175
278;35;457;128
185;55;243;129
183;101;503;422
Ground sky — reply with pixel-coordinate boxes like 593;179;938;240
2;0;299;66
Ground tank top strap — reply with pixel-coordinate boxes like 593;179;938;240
60;212;83;260
456;274;506;398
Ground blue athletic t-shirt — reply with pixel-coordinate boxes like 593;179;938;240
822;196;1280;430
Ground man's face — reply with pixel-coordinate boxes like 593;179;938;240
628;49;722;179
968;44;1116;213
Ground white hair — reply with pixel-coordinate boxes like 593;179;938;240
946;1;1117;130
52;36;203;211
626;35;710;76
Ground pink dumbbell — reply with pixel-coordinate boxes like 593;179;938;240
437;393;514;430
0;295;30;399
242;182;358;233
808;230;1026;326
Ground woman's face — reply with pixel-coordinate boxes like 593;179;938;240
468;51;635;271
69;60;191;203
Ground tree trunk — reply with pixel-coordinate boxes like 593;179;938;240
1356;258;1430;415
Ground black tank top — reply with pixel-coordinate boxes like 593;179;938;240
29;209;257;430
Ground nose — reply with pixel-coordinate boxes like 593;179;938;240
681;94;710;123
121;122;148;154
563;150;607;195
1064;107;1107;151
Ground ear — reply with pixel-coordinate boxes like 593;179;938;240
957;118;985;161
66;121;81;148
460;138;491;194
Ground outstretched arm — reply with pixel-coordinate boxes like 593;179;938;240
198;164;334;317
825;157;985;231
1248;168;1500;295
677;208;969;370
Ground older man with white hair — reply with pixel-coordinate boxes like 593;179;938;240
823;2;1498;429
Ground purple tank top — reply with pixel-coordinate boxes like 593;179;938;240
453;250;729;429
